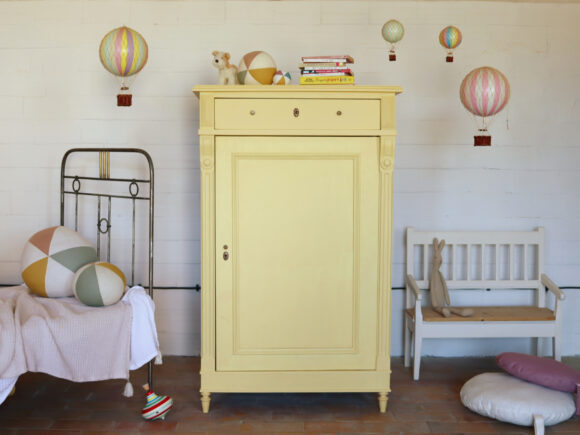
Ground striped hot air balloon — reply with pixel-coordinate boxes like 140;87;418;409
439;26;462;62
459;66;511;146
381;20;405;61
99;26;148;106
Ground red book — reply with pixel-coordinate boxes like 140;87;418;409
302;68;352;74
298;62;347;68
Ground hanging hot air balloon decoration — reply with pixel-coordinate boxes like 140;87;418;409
381;20;405;61
99;26;149;107
459;66;510;146
439;25;462;62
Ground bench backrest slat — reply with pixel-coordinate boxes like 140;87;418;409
406;227;545;290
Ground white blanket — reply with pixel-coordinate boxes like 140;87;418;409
0;285;159;405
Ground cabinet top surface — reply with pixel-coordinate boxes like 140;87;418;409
193;85;402;98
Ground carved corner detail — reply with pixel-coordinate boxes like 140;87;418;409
379;136;395;173
380;157;393;171
200;136;215;172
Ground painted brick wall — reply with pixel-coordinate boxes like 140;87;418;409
0;0;578;357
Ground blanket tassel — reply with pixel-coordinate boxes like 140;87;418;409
123;380;134;398
155;351;163;365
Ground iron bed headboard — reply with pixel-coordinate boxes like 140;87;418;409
60;147;155;386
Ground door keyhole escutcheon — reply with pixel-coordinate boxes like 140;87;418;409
293;108;300;117
223;245;229;261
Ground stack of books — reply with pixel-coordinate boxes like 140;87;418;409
299;55;354;85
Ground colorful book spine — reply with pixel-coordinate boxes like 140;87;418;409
301;68;352;74
299;75;355;85
298;62;347;68
301;55;354;63
301;71;351;77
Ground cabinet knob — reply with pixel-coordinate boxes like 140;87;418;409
249;110;255;116
293;108;300;117
336;110;342;116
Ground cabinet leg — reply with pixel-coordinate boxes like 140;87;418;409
201;392;211;413
378;392;388;413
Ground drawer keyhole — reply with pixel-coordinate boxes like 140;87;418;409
293;108;300;117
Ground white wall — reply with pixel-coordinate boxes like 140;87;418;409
0;0;578;357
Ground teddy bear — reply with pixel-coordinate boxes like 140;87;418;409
211;51;237;85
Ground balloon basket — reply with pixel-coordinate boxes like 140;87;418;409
446;55;454;63
474;135;491;146
389;53;396;61
117;94;132;107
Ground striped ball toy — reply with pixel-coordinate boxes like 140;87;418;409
142;390;173;421
73;262;126;307
237;51;277;84
272;70;291;85
21;226;98;298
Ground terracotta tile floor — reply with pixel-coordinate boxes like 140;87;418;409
1;356;579;434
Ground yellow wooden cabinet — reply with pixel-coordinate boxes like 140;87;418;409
193;85;401;413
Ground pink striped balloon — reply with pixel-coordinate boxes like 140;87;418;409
459;66;510;118
99;26;148;78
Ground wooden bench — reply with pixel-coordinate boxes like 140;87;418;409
404;227;566;381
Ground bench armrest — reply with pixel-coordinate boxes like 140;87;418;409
541;274;566;300
406;274;422;301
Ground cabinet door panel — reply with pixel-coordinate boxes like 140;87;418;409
216;136;379;371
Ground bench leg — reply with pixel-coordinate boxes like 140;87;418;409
533;414;545;435
554;336;562;361
404;316;412;368
533;337;541;357
413;330;422;381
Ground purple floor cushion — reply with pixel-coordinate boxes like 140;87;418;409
497;352;580;414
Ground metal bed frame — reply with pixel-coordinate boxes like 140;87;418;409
60;148;155;387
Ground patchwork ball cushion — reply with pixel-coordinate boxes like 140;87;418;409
460;372;575;427
73;262;126;307
237;51;277;85
21;226;98;298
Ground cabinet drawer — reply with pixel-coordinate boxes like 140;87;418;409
214;98;380;130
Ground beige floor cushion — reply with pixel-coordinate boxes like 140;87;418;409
460;372;575;427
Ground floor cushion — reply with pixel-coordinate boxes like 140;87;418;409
460;372;575;427
497;352;580;415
